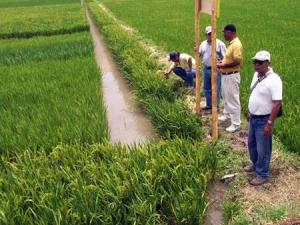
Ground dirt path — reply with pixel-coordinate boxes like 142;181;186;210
86;11;156;145
205;180;228;225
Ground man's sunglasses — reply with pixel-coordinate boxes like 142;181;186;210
252;60;267;65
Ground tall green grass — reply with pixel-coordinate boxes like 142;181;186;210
88;2;204;140
98;0;300;153
0;3;88;39
0;139;217;224
0;33;108;154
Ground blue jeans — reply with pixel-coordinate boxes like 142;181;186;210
203;67;221;108
248;116;273;179
173;67;195;87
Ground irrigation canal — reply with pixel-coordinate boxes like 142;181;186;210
86;10;156;145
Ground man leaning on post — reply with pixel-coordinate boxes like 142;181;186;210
244;50;282;186
199;25;226;111
217;24;243;133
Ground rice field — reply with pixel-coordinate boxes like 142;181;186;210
0;2;107;154
0;139;217;224
0;3;88;38
98;0;300;153
0;0;219;224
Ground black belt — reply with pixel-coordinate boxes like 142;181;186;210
204;66;211;70
221;71;239;75
250;114;270;118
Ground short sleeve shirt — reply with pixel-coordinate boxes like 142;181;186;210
169;53;196;71
248;68;282;115
199;39;226;67
220;37;243;73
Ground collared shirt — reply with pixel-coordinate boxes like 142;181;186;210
221;37;243;73
168;53;196;71
199;39;226;67
248;68;282;115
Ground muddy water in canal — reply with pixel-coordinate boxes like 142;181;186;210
87;11;156;145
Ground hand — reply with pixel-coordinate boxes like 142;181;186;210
216;62;223;69
163;71;170;79
246;112;250;122
264;124;273;136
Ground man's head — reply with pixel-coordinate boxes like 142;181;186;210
169;51;180;62
223;24;236;41
205;26;212;43
252;50;271;74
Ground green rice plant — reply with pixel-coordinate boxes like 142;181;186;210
0;58;108;154
88;2;204;140
0;32;93;65
0;0;79;8
0;3;88;39
0;34;108;155
97;0;300;153
0;139;217;224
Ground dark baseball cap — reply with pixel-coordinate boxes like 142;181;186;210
223;24;236;32
169;51;179;61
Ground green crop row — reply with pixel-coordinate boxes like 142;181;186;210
98;0;300;153
0;32;93;66
0;33;108;155
0;3;88;39
87;2;203;140
0;0;79;8
0;139;217;225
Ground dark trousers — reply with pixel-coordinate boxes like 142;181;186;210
248;116;273;179
203;67;221;108
173;67;195;87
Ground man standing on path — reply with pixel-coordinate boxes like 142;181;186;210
217;24;243;132
199;25;226;111
245;50;282;186
164;51;196;87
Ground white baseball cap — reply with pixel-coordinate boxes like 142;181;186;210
205;26;212;34
252;50;271;62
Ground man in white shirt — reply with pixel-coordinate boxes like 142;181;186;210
164;51;196;87
244;50;282;186
199;26;226;110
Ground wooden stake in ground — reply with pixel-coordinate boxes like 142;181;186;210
194;0;201;115
211;0;218;139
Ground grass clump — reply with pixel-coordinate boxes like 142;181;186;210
0;139;217;225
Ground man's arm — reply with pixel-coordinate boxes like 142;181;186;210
217;59;241;69
164;62;175;76
264;100;282;136
187;57;193;72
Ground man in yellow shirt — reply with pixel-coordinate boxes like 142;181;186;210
217;24;243;132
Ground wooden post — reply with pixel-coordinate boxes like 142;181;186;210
195;0;201;115
211;0;218;139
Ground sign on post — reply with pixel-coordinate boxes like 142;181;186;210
199;0;220;17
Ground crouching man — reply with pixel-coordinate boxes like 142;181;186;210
164;51;196;87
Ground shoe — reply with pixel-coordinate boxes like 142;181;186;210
202;106;212;110
225;124;240;132
218;115;229;121
243;164;254;172
249;176;268;186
